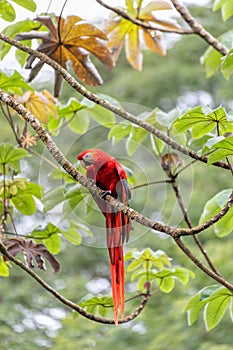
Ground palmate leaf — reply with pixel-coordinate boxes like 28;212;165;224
0;143;29;173
184;285;233;331
125;247;171;271
79;295;113;318
15;15;113;97
4;237;60;273
173;106;233;138
0;70;32;95
105;0;179;70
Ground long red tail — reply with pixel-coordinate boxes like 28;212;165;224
106;211;125;325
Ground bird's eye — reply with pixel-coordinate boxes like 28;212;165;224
83;153;94;166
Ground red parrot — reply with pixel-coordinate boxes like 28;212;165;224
77;148;131;325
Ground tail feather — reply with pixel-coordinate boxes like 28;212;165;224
107;211;125;325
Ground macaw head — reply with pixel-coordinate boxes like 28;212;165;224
77;148;111;169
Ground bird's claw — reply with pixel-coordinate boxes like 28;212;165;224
101;190;111;199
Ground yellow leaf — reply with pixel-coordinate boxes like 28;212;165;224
139;0;172;16
125;25;143;71
107;19;131;64
15;90;58;124
143;29;166;56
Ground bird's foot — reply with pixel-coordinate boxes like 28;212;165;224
101;190;111;199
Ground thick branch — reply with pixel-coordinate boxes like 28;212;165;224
0;90;232;239
171;0;228;55
0;241;149;324
0;33;229;171
1;90;233;293
96;0;192;34
173;237;233;292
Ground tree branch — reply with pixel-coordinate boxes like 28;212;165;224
0;33;230;171
170;177;220;275
173;236;233;292
96;0;192;34
0;90;232;238
0;241;149;324
170;0;228;55
1;90;233;292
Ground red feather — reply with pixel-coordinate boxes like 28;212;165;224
77;148;131;325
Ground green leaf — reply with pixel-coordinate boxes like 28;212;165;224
0;70;33;95
108;123;131;145
11;194;36;215
150;134;164;155
126;126;147;155
68;110;90;134
156;108;180;128
207;135;233;164
185;293;207;326
204;287;232;331
89;105;116;128
201;46;222;78
30;223;61;254
74;222;93;236
222;1;233;21
62;227;82;245
43;186;66;212
12;0;36;12
0;0;15;22
0;144;29;173
221;49;233;79
0;19;40;59
30;223;60;240
199;189;233;237
64;184;87;212
126;248;171;271
174;106;232;138
184;285;220;326
59;97;87;118
79;295;113;317
213;0;226;12
43;233;61;255
201;30;233;77
0;256;9;277
158;275;175;293
213;0;233;20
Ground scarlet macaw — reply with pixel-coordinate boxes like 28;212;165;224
77;148;131;325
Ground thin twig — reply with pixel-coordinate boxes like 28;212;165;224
170;178;220;275
27;148;58;169
0;90;233;239
96;0;192;34
170;0;228;55
131;179;172;190
0;33;230;171
1;91;233;292
0;241;149;324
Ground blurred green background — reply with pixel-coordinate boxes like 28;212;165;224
1;2;233;349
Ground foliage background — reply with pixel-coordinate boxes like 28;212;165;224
0;1;233;349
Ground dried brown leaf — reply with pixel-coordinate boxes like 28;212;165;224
15;15;113;96
4;237;60;273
